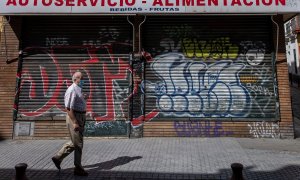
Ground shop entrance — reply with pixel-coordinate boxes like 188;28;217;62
15;16;134;137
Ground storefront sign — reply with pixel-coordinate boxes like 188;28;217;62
1;0;299;14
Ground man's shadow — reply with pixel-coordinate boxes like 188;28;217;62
64;156;142;173
85;156;142;171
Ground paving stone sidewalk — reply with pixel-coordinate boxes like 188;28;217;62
0;138;300;180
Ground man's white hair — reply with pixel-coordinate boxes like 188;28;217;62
72;71;82;82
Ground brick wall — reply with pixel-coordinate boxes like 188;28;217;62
143;121;282;138
274;15;294;138
0;16;22;140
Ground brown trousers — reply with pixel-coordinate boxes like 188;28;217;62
55;112;86;168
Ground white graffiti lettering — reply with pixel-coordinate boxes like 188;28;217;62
45;37;69;47
248;121;280;138
151;53;251;117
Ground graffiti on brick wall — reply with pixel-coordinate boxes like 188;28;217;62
84;121;128;136
248;121;280;138
174;121;233;137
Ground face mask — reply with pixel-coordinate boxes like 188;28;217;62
78;80;85;88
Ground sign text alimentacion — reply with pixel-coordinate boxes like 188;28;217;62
6;0;286;7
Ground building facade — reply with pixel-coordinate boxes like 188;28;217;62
285;15;300;86
0;1;298;139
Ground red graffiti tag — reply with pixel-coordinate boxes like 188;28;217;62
17;45;158;126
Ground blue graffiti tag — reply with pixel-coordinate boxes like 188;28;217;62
174;121;234;137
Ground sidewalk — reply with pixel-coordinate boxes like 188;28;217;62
0;138;300;180
0;86;299;180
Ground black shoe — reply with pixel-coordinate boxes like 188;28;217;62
74;167;88;176
51;157;61;170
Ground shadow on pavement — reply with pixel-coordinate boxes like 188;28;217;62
64;156;143;172
84;156;143;170
0;135;6;142
1;164;300;180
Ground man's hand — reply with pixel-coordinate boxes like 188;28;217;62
83;93;88;100
73;123;80;132
66;109;80;131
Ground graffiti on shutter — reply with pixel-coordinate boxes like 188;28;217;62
143;21;277;121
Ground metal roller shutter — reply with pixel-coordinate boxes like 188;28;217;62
16;16;133;136
142;16;278;122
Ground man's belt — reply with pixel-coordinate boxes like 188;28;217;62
73;110;86;114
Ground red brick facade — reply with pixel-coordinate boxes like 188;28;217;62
0;15;294;139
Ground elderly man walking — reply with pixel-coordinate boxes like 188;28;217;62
52;71;88;176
